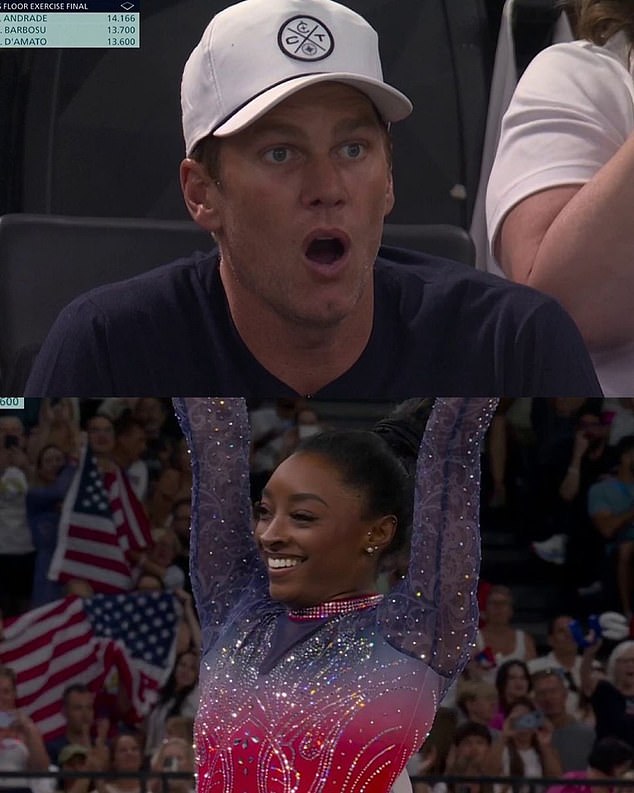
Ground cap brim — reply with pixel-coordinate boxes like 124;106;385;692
212;72;413;138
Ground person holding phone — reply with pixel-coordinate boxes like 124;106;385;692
485;696;563;793
148;738;195;793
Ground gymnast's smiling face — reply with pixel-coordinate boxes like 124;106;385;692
253;451;395;609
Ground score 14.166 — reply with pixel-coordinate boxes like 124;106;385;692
108;13;136;21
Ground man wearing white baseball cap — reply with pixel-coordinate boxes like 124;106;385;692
26;0;600;396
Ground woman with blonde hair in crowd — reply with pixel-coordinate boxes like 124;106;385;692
149;738;195;793
487;0;634;395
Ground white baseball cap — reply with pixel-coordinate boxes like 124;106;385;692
181;0;413;155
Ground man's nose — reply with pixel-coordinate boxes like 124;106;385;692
300;154;348;209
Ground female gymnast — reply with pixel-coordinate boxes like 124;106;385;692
174;397;496;793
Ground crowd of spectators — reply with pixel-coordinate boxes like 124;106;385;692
2;398;634;790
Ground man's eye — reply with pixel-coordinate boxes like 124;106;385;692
341;142;365;159
264;147;291;164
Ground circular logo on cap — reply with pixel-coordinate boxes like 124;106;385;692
278;15;334;61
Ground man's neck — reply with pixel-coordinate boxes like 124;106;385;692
66;726;90;744
220;266;374;395
553;648;578;667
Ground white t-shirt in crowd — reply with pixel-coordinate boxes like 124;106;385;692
486;33;634;395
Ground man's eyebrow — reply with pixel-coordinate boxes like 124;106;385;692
248;114;383;141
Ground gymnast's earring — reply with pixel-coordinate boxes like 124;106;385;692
365;531;379;554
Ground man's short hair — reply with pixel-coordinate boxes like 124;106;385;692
63;683;92;704
588;737;633;775
456;680;497;715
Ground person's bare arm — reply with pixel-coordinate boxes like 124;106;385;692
523;630;538;661
580;637;602;698
496;131;634;350
15;712;50;771
591;506;634;539
559;431;589;502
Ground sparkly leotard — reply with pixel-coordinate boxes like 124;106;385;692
174;398;496;793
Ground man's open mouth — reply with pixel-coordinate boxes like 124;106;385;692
303;231;349;265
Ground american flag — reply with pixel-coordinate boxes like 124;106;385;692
0;591;181;740
48;444;152;593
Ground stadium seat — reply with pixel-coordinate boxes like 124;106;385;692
0;214;475;394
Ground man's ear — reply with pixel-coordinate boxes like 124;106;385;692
180;158;222;233
384;169;395;218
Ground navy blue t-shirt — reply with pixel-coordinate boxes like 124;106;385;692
25;247;601;397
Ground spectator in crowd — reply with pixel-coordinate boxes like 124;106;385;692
24;1;602;397
447;722;494;771
132;400;172;487
137;530;184;592
277;405;324;462
55;726;109;793
413;723;495;793
148;440;192;529
529;616;586;718
0;664;51;792
168;500;191;593
0;416;35;617
56;744;91;793
85;416;116;476
26;400;81;470
45;685;98;767
111;417;148;502
162;717;194;748
486;696;563;793
134;574;164;592
406;710;459;793
476;586;537;678
545;737;634;793
143;650;199;760
531;408;611;597
588;436;634;615
608;401;634;446
91;734;143;793
486;0;634;396
581;637;634;747
248;399;297;501
26;445;76;607
491;661;533;731
148;738;195;793
456;681;500;737
531;668;595;772
172;590;201;658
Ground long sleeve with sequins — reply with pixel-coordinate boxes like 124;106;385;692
379;398;497;684
174;398;266;652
